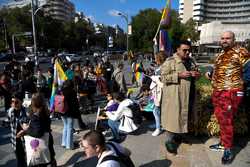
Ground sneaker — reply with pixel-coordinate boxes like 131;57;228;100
222;149;234;165
165;141;177;154
209;143;225;151
152;129;161;136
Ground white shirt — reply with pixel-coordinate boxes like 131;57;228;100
106;99;133;121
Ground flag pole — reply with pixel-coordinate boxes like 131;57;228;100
153;22;161;40
153;0;169;40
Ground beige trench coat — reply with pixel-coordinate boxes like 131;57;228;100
160;54;193;133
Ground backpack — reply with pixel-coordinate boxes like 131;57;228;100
127;103;142;125
101;142;135;167
54;95;68;114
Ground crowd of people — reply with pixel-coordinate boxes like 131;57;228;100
0;30;250;166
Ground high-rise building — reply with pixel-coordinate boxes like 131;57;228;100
2;0;47;8
1;0;75;22
179;0;250;24
179;0;250;44
43;0;75;22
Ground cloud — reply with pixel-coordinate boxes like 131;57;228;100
108;9;120;16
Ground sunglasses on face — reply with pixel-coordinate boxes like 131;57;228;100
182;49;190;52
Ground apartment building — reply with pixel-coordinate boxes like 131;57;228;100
2;0;75;22
43;0;75;22
179;0;250;23
179;0;250;44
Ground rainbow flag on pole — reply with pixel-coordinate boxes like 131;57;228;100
159;0;172;55
160;0;171;26
50;60;68;111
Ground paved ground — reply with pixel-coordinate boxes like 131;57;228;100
1;108;250;167
0;59;249;167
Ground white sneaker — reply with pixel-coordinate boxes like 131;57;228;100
152;129;161;136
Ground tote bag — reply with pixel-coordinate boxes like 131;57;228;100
24;133;51;166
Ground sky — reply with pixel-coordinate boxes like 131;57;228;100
71;0;179;30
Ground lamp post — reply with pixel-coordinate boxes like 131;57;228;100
31;0;38;66
117;12;129;54
31;0;44;67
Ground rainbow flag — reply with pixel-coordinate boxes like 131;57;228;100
135;63;144;83
159;0;172;55
159;29;172;55
49;60;68;111
160;0;171;26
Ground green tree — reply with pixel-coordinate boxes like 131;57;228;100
130;8;161;52
130;9;185;53
183;18;199;42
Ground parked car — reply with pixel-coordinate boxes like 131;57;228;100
0;53;13;62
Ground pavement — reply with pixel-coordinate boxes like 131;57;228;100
0;60;249;167
1;112;250;167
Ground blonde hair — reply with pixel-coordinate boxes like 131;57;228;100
155;51;167;65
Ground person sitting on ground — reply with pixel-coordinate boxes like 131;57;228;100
79;130;133;167
137;85;155;121
98;93;119;134
105;92;138;142
103;93;119;113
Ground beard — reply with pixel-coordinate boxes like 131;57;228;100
220;42;233;50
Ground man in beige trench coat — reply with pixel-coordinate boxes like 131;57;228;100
160;40;200;154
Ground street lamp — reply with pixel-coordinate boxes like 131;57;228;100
31;0;38;66
31;0;44;67
117;12;129;54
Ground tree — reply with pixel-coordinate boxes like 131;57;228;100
130;8;161;52
130;8;186;53
183;18;199;42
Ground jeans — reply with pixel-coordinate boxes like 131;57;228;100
61;116;74;149
153;106;161;129
108;119;120;140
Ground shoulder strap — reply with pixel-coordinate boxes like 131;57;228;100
100;155;120;164
113;70;122;79
106;142;122;156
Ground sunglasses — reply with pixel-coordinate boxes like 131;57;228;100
182;49;190;52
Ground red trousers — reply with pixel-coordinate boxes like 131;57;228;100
212;89;243;149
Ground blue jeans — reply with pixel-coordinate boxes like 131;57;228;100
61;116;74;149
108;119;120;140
153;106;161;129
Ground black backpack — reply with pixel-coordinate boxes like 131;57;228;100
127;103;142;125
101;142;135;167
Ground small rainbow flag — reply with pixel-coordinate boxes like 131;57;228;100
50;60;68;111
135;63;144;83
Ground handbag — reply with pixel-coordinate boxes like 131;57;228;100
24;133;51;166
54;95;68;114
